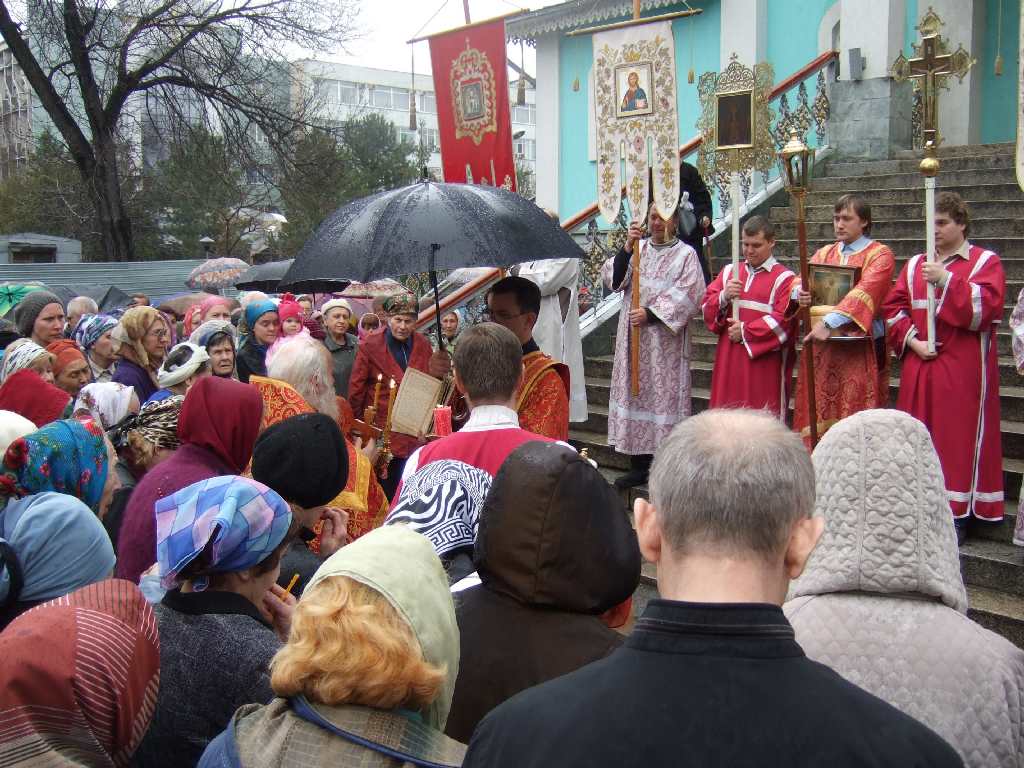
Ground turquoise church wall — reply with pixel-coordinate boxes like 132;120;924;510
980;0;1019;144
765;0;837;86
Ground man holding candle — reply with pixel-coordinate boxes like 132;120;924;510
348;292;451;498
883;192;1005;542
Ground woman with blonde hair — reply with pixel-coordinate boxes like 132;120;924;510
111;306;172;402
198;525;465;767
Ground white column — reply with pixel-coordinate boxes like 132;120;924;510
926;0;985;146
839;0;905;79
534;33;560;212
719;0;767;66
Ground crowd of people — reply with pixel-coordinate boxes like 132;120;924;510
0;178;1022;767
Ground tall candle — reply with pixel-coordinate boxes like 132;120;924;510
371;372;382;412
385;378;397;429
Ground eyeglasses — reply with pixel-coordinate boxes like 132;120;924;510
146;328;169;340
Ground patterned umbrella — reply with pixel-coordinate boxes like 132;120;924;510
186;257;249;290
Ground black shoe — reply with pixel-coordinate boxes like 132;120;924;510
955;521;968;546
614;469;648;490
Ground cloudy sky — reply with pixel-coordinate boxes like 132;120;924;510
325;0;565;76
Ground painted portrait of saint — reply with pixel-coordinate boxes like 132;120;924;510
615;62;654;118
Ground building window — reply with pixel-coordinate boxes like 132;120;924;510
420;127;439;151
339;81;358;104
512;103;536;125
392;88;410;111
419;91;436;114
513;138;536;161
397;127;417;145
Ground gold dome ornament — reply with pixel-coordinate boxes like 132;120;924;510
919;155;940;177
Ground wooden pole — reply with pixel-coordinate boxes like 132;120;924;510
630;241;641;397
632;0;641;19
922;145;940;354
794;190;818;448
462;0;471;23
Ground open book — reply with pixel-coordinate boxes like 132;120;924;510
391;368;444;438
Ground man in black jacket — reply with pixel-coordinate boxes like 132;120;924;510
462;408;963;768
680;159;714;284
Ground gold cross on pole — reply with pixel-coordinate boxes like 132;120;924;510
891;8;975;151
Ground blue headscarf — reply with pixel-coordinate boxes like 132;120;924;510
0;492;115;606
0;419;109;513
73;313;119;351
155;475;292;590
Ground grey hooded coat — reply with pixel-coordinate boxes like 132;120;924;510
785;409;1024;767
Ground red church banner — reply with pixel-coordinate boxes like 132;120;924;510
429;19;517;191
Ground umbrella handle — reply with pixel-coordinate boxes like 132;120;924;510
429;245;444;351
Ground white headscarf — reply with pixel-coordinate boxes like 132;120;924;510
0;339;48;383
157;342;210;389
0;410;35;455
73;382;137;430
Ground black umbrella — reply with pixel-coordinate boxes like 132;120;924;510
279;181;584;346
234;259;296;292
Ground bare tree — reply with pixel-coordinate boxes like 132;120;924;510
0;0;359;261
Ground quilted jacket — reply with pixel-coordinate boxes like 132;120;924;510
785;409;1024;768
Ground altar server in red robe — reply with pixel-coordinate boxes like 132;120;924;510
883;192;1005;541
702;216;796;417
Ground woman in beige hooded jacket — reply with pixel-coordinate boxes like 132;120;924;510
785;409;1024;767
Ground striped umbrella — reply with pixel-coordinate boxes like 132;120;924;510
186;257;249;290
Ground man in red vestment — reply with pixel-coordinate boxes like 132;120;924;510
485;276;570;441
348;292;452;499
883;192;1005;542
793;194;895;446
702;216;796;417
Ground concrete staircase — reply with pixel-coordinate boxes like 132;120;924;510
574;142;1024;647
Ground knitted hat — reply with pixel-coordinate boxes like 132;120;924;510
277;293;303;325
320;298;352;317
251;412;348;509
13;291;62;339
46;339;86;377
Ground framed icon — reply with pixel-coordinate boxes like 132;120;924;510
716;90;754;150
810;264;861;307
615;62;654;118
460;80;485;121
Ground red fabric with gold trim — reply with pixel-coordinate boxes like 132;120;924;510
517;351;570;441
429;18;517;189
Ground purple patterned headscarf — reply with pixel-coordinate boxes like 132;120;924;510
73;314;119;351
155;475;292;590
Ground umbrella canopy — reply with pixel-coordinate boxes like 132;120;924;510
157;292;239;320
47;284;131;313
186;257;249;290
0;284;46;318
279;181;584;293
234;259;295;292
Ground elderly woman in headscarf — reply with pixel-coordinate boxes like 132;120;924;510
184;295;234;338
133;475;295;768
148;341;211;403
437;308;463;355
117;376;263;582
104;396;183;552
0;338;54;384
190;319;238;379
0;369;71;427
236;299;279;384
46;339;91;398
0;580;159;766
74;312;120;382
198;525;465;768
111;306;172;403
73;381;140;431
785;409;1024;767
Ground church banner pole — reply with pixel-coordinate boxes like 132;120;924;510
630;243;641;397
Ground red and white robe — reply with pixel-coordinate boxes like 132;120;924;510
883;242;1006;521
702;257;797;418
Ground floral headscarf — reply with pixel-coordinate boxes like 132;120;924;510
73;382;137;430
73;313;119;351
111;306;168;370
0;419;109;512
108;396;183;453
0;339;48;383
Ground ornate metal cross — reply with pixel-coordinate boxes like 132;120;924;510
891;8;975;151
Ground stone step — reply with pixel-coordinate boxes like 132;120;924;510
803;183;1024;207
960;539;1024;598
771;217;1024;242
824;155;1015;177
574;393;1024;499
771;200;1024;223
811;167;1019;191
892;143;1014;160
